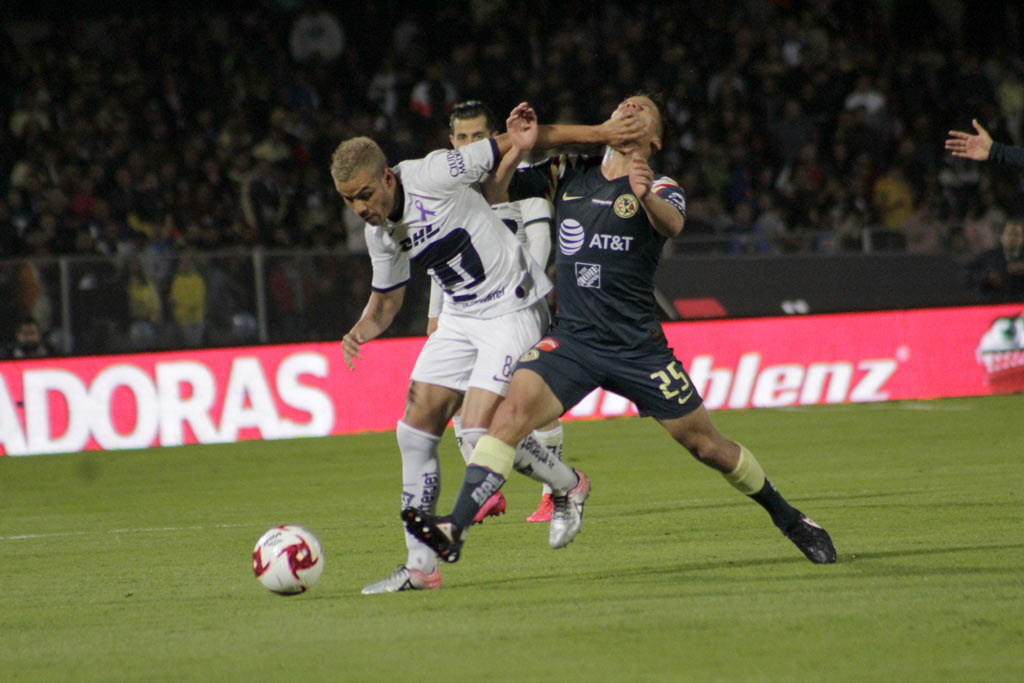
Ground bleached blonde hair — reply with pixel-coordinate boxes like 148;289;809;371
330;136;388;183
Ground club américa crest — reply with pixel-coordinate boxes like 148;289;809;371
614;193;638;218
519;337;559;363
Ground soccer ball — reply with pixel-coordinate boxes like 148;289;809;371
252;525;324;595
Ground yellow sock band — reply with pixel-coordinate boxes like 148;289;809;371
723;444;766;495
469;435;515;478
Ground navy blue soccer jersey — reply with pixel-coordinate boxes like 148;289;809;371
508;155;686;354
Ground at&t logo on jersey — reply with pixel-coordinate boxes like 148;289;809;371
575;262;601;289
559;218;585;255
589;234;634;251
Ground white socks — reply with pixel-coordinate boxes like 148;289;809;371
452;414;466;460
456;419;573;493
396;420;441;573
513;430;575;493
531;423;564;496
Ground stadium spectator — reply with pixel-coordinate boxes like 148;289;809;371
289;2;344;64
969;217;1024;303
996;69;1024;146
13;241;53;333
409;60;458;135
169;250;207;347
70;229;123;353
962;189;1006;256
0;317;50;359
267;252;314;341
872;162;914;231
844;73;887;129
768;99;817;167
125;255;163;350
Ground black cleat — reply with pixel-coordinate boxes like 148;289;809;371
401;509;464;563
784;514;837;564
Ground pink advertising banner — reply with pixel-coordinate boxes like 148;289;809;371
2;304;1022;455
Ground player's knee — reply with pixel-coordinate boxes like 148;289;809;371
402;383;458;434
490;398;535;445
679;432;728;467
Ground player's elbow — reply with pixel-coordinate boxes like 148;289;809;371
656;216;684;238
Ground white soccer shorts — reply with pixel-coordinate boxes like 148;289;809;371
411;298;550;397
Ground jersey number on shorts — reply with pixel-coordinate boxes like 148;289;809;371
650;361;694;405
421;228;486;302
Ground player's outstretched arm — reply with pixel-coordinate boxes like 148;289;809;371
342;287;405;369
483;103;535;203
945;119;993;161
491;103;644;157
535;112;645;151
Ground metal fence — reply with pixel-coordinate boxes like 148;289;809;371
0;249;431;357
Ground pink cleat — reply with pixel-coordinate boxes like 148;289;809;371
526;493;554;522
473;491;507;524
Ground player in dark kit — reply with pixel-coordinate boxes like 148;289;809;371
404;95;837;566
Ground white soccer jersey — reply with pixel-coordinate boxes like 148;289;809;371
365;138;552;319
428;196;552;318
491;196;552;254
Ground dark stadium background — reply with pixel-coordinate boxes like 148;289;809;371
2;0;1022;355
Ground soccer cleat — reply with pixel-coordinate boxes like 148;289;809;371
526;493;554;522
361;564;442;594
549;469;590;549
473;491;507;524
401;508;464;563
784;514;837;564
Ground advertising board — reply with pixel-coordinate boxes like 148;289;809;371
3;305;1022;455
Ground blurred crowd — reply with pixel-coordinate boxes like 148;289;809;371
2;0;1024;354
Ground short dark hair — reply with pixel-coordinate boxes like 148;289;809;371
449;100;498;135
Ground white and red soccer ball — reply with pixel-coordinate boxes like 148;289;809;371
252;525;324;595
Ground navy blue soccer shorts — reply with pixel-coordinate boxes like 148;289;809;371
514;329;704;420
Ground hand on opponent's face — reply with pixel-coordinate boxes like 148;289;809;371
602;111;645;152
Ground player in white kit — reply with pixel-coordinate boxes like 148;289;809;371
428;101;564;524
333;103;642;593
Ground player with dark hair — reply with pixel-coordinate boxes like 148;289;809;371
448;100;499;144
429;100;565;523
404;95;837;566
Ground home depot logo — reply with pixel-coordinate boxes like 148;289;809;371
568;351;899;417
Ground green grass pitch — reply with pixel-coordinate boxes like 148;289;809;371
2;395;1022;682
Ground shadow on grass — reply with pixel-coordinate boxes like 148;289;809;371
451;541;1024;590
603;487;1007;519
